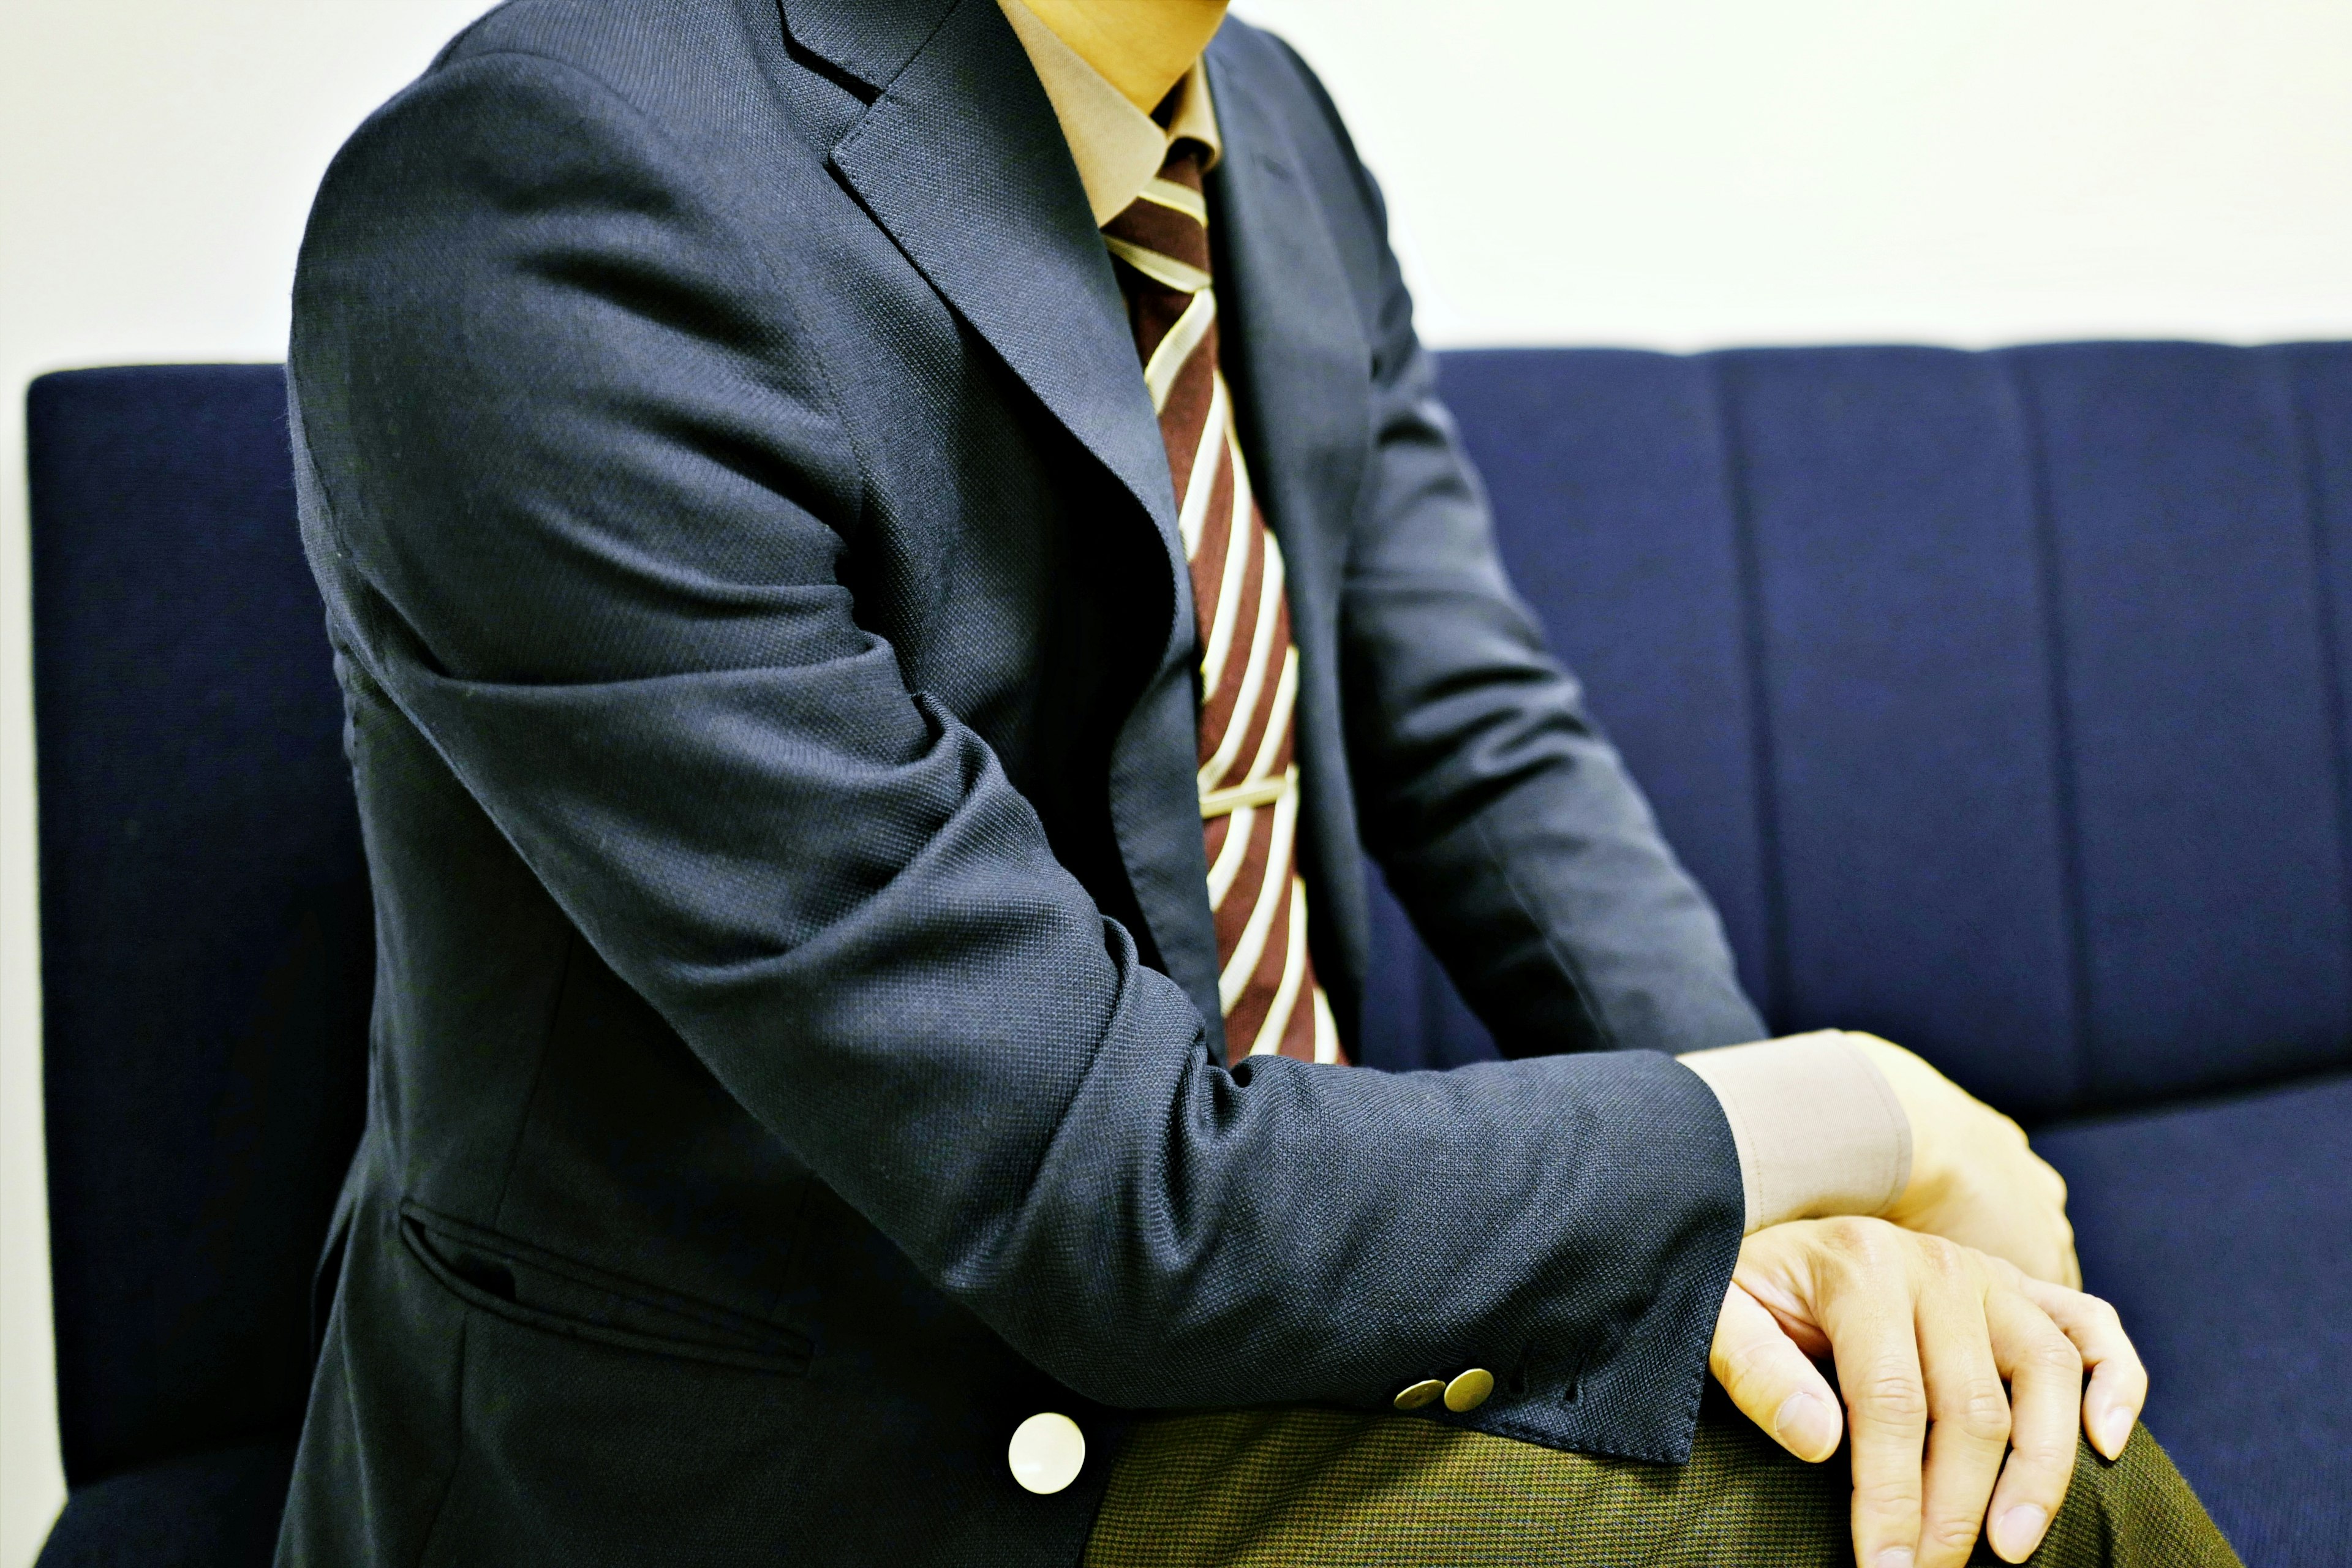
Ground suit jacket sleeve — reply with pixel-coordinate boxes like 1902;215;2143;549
288;45;1743;1461
1270;45;1769;1061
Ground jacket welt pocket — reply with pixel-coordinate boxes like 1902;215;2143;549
398;1201;810;1375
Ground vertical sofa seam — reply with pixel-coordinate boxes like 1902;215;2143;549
1409;923;1441;1071
1705;353;1789;1029
1999;350;2096;1112
2273;345;2352;1036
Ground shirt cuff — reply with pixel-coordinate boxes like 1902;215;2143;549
1678;1031;1913;1233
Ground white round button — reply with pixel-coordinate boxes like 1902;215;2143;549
1007;1412;1086;1494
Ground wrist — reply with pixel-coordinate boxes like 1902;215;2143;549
1844;1044;1938;1213
1680;1032;1913;1231
1839;1033;1947;1213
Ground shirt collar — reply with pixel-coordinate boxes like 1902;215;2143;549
996;0;1222;228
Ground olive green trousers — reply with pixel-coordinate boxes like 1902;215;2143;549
1087;1388;2239;1567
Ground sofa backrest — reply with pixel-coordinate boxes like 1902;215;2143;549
1361;343;2352;1121
28;366;370;1485
30;345;2352;1479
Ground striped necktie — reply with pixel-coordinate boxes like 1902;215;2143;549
1104;141;1347;1067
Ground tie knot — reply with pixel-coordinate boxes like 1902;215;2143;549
1158;138;1207;193
1104;140;1212;295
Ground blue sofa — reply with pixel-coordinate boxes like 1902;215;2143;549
28;348;2352;1565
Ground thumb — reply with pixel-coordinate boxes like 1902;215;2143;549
1711;1281;1843;1463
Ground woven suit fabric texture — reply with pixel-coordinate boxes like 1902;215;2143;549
1106;139;1344;1066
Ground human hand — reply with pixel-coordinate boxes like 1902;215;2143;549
1846;1033;2081;1287
1711;1218;2146;1568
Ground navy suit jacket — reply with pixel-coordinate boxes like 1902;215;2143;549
281;0;1765;1560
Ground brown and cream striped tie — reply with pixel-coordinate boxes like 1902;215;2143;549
1104;141;1347;1067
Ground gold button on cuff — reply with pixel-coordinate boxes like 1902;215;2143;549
1392;1378;1446;1411
1443;1368;1495;1412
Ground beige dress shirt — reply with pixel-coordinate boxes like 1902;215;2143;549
994;0;1911;1233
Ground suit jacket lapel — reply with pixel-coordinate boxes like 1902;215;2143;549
1202;36;1371;636
776;0;956;89
820;0;1183;571
789;0;1231;1044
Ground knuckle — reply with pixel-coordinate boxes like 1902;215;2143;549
1917;1234;1969;1278
1858;1370;1931;1425
1818;1215;1883;1257
1947;1379;2012;1443
1715;1337;1784;1388
2029;1336;2084;1377
2012;1423;2076;1468
1926;1513;1987;1554
1852;1474;1923;1513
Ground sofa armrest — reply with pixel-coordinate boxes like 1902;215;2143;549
37;1437;298;1568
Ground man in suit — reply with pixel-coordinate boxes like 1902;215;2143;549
281;0;2235;1561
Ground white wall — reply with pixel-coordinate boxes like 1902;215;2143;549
0;6;502;1559
1238;0;2352;348
3;0;2350;1558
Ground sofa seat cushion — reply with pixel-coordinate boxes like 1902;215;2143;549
2035;1074;2352;1568
37;1436;298;1568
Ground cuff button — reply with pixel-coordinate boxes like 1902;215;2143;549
1443;1368;1494;1412
1392;1379;1446;1411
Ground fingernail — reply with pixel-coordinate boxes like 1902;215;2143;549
1995;1504;2048;1560
1871;1549;1914;1568
2095;1406;2133;1458
1772;1390;1839;1460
